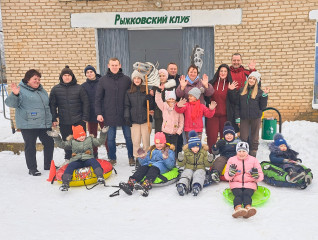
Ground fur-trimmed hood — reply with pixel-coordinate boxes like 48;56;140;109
66;134;94;141
182;143;209;152
148;143;175;152
268;142;299;158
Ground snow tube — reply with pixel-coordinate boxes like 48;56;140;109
223;186;271;206
56;159;113;187
261;161;313;189
141;167;180;187
204;165;227;187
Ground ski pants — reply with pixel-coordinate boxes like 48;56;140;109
130;165;160;183
178;168;205;190
232;188;255;208
211;156;228;174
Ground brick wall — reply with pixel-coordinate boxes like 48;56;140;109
2;0;318;123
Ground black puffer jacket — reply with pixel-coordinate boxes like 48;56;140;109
124;86;154;124
49;76;90;125
95;69;131;126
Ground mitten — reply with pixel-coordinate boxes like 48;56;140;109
228;164;238;177
137;148;147;159
215;139;226;149
145;94;153;101
101;126;109;133
250;167;259;179
178;152;184;162
47;130;59;138
207;153;215;163
162;147;169;159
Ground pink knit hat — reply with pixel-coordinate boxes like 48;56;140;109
158;69;168;79
154;132;166;144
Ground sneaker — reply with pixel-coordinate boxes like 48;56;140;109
119;182;134;195
289;171;306;183
176;183;187;196
97;177;105;185
232;206;248;218
29;169;41;176
243;205;257;218
59;183;69;191
109;159;117;166
192;183;201;196
129;157;135;166
211;170;220;183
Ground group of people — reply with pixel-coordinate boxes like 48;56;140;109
6;53;275;218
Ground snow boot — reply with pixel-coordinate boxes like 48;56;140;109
211;170;220;183
192;183;201;196
119;178;136;195
29;169;41;176
129;157;135;167
94;167;105;185
232;205;248;218
243;205;257;218
60;173;72;192
289;170;306;183
134;179;152;197
176;183;188;196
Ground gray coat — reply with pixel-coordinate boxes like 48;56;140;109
5;81;52;129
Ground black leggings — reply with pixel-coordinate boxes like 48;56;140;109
232;188;255;208
130;165;160;183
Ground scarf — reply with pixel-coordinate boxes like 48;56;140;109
186;75;199;85
189;100;202;121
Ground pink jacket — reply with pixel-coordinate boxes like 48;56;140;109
155;92;184;135
175;102;215;133
224;155;264;190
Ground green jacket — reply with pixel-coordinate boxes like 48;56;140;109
53;131;107;162
178;144;212;170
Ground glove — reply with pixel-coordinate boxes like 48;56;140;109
137;148;147;159
124;118;132;127
47;130;59;137
228;164;238;177
250;167;259;179
162;147;169;159
207;153;215;163
101;126;109;133
178;152;184;162
215;139;226;149
145;94;152;101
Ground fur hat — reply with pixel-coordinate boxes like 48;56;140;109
188;130;202;149
72;125;86;139
223;121;235;139
165;89;176;101
188;87;201;100
131;70;145;82
60;65;74;77
84;65;97;75
154;132;166;144
274;133;288;147
236;141;249;153
248;71;261;83
159;69;168;79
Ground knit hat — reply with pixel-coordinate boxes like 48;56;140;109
236;141;249;153
188;87;201;100
223;121;235;139
60;65;74;77
72;125;86;139
154;132;166;144
274;133;288;147
188;130;202;149
131;70;145;82
165;89;176;101
248;71;261;83
159;69;168;79
84;65;97;75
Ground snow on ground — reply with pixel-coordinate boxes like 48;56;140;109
0;100;317;240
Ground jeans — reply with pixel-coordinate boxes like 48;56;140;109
107;125;133;160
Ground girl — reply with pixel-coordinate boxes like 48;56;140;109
235;71;269;157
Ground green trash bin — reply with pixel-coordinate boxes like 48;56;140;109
262;118;277;140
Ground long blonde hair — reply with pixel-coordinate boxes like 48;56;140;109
241;80;258;99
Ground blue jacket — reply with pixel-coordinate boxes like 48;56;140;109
5;81;52;129
269;142;299;166
138;145;175;174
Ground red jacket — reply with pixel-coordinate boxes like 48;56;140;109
211;78;229;117
175;102;215;132
230;66;255;89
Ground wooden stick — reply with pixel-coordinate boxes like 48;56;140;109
145;74;151;134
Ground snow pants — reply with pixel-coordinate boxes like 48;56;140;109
232;188;255;208
178;168;205;190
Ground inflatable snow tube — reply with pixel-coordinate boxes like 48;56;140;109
56;159;113;187
142;167;180;187
261;161;313;189
223;186;271;206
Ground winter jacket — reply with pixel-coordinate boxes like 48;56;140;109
5;81;52;129
168;74;181;89
176;79;214;104
81;74;102;123
175;101;215;132
224;155;264;190
49;76;89;125
235;86;268;121
177;144;212;170
269;142;299;167
124;86;154;124
52;131;107;163
155;91;184;135
95;69;131;126
138;144;175;174
212;138;240;159
230;66;256;89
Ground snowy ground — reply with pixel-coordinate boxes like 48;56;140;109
0;99;317;240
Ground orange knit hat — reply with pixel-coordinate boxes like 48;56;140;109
72;125;86;139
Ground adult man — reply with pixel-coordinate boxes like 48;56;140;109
167;62;180;88
95;58;134;166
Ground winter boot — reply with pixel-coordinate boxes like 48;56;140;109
211;170;220;183
192;183;201;196
29;169;41;176
119;178;136;195
176;183;188;196
109;159;117;166
94;167;105;185
243;205;257;218
134;179;152;197
232;205;248;218
129;157;135;167
288;170;306;183
59;173;72;191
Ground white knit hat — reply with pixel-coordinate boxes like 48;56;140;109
248;71;261;83
236;141;249;153
165;89;176;101
131;70;145;82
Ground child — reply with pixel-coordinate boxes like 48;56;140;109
224;142;264;218
175;87;217;141
269;133;307;183
210;121;240;182
176;130;213;196
124;70;154;165
235;71;269;157
47;125;108;191
155;89;184;152
119;132;175;197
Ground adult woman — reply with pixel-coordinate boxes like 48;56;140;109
5;69;54;176
205;64;238;151
176;65;214;104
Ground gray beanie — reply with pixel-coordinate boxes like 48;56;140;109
188;87;201;100
131;70;145;82
248;71;261;83
236;141;249;153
